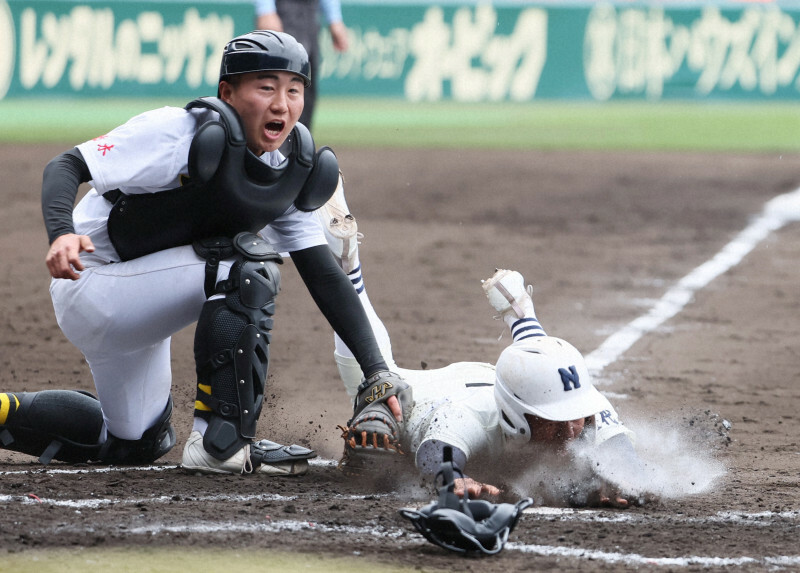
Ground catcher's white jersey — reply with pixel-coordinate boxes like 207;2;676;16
74;106;326;265
396;362;632;471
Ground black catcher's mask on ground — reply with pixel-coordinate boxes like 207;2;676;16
398;447;533;555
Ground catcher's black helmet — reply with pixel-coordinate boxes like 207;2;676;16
219;30;311;87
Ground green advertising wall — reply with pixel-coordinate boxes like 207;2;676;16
323;1;800;101
0;0;254;99
3;0;800;101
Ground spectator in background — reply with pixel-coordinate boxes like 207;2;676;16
256;0;349;131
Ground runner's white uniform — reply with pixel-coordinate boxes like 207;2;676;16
396;343;633;474
49;106;326;442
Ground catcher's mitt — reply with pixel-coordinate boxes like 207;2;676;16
399;447;533;555
338;370;412;456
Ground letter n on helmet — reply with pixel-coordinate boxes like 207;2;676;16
493;337;613;441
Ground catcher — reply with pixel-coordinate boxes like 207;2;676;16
0;31;407;475
335;267;644;507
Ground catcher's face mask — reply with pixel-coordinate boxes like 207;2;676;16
398;447;533;555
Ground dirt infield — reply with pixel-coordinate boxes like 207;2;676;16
2;143;799;570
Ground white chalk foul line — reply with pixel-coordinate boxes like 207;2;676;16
0;464;174;476
508;542;800;569
5;485;796;527
0;492;297;508
122;519;409;539
0;457;337;477
522;506;800;526
28;513;800;569
0;489;391;509
585;186;800;378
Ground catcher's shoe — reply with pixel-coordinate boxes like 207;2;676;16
481;269;535;320
314;172;363;273
180;431;315;476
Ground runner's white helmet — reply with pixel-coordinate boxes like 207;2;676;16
494;337;612;442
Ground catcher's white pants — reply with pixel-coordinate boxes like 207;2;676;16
49;245;233;441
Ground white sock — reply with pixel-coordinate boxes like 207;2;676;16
192;417;208;436
335;352;365;398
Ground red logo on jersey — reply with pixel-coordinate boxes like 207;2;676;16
97;143;114;156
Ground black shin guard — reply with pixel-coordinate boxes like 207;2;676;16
194;236;281;461
0;391;176;465
0;390;104;464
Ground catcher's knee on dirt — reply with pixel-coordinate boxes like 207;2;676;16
193;233;282;461
0;390;104;464
0;390;176;465
97;396;177;464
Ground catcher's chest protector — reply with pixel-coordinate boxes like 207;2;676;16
105;97;339;261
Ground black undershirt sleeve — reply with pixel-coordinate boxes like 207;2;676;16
41;148;92;244
290;245;388;378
